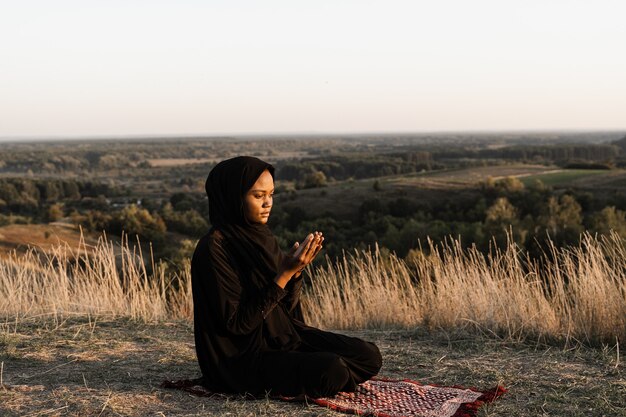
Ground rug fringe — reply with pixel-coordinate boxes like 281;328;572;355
451;385;507;417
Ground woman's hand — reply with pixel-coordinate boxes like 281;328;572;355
274;231;324;288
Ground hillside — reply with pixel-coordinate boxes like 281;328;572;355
0;319;623;416
0;223;98;258
1;229;624;416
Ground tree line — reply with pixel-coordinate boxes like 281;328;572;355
268;177;626;261
2;171;626;266
274;142;624;187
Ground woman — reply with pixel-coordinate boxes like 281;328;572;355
191;156;382;398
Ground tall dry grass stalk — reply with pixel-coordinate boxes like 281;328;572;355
302;233;626;345
0;233;192;323
1;231;624;344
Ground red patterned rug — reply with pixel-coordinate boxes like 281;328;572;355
160;377;506;417
305;377;505;417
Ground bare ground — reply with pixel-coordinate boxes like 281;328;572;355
0;223;100;259
0;318;623;417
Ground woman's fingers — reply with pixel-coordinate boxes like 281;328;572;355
302;233;323;263
309;238;323;261
298;232;318;258
288;232;324;274
288;241;299;256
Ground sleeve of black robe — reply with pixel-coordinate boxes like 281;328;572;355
205;234;288;335
281;275;304;315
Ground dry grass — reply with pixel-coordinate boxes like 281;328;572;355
0;318;623;416
0;233;192;323
1;232;624;416
303;234;626;346
1;231;625;346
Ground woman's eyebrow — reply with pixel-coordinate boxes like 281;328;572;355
249;188;275;193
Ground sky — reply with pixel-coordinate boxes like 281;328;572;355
1;0;625;139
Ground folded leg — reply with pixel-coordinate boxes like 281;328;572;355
296;326;382;386
257;349;353;398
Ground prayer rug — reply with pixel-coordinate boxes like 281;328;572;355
160;377;506;417
304;377;505;417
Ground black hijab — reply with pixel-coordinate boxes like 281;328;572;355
205;156;282;286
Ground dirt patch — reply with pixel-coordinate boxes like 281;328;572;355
0;223;99;259
0;318;623;416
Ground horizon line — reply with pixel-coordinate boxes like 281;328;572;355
1;128;625;143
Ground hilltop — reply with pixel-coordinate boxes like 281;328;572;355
0;318;623;416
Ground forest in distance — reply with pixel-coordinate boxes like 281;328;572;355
1;131;626;267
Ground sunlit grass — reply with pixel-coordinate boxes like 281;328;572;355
0;233;192;323
1;231;624;346
302;233;626;346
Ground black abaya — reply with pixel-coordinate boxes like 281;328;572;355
192;156;382;397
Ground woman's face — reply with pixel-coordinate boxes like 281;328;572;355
243;169;274;224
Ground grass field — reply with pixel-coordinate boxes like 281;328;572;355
147;150;312;168
0;234;624;416
277;165;505;218
2;230;624;344
519;169;611;187
0;318;623;416
147;158;215;167
1;214;625;415
393;164;557;186
0;223;100;259
281;164;626;219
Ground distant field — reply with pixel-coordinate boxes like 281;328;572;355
551;169;626;189
519;169;611;187
0;223;99;258
148;151;311;167
282;165;626;219
389;164;558;188
282;164;558;218
147;158;214;167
